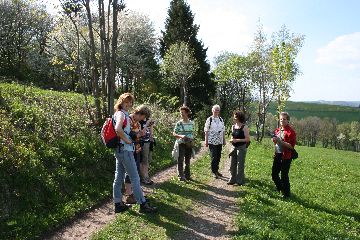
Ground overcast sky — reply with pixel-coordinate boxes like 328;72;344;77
46;0;360;101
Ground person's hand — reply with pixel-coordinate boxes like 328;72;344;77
125;139;132;144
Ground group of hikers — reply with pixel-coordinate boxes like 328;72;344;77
111;92;297;214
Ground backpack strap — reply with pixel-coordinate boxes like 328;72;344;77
209;116;223;130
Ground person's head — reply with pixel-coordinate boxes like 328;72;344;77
114;93;134;112
179;105;191;119
279;112;290;127
133;105;150;121
233;110;246;124
212;104;221;117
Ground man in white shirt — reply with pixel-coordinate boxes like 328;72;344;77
204;105;226;178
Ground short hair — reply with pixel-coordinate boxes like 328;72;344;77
114;93;134;111
212;104;220;112
179;105;191;115
280;112;290;121
233;110;246;123
134;104;150;118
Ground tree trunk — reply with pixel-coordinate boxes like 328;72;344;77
183;78;188;106
99;0;107;116
108;0;119;116
84;0;101;124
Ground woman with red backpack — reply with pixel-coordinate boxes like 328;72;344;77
112;93;157;213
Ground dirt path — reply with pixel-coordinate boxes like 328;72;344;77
173;145;240;240
47;146;209;240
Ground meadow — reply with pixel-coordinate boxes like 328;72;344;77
92;140;360;239
1;82;359;239
268;101;360;122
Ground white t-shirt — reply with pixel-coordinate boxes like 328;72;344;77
204;116;225;145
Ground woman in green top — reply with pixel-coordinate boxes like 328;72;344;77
173;106;195;181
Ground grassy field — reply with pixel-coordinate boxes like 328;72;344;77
268;101;360;122
91;141;360;239
235;140;360;239
1;82;359;239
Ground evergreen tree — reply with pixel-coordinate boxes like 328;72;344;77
160;0;215;113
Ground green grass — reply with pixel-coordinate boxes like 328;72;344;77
92;153;215;239
0;82;176;239
93;141;360;240
268;101;360;122
235;140;360;239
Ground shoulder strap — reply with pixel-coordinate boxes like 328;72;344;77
240;124;245;130
219;117;223;122
209;117;212;129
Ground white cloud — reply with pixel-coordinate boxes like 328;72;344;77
316;32;360;69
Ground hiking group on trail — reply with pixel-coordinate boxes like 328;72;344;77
105;93;297;214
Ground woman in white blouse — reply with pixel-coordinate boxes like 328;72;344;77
204;105;225;178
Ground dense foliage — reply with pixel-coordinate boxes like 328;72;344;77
0;82;178;239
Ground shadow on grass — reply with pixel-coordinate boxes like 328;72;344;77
233;178;359;239
289;194;360;221
132;180;232;239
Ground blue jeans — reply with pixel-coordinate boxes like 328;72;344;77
113;148;145;204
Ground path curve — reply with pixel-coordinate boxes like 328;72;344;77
46;145;208;240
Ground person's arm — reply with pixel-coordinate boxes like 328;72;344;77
204;118;209;147
275;130;295;150
114;112;132;144
222;123;226;145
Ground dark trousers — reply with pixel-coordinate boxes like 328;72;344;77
178;143;192;178
272;153;292;197
209;144;223;174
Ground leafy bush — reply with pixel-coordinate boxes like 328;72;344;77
0;83;114;239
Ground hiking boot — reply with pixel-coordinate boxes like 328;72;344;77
142;178;154;185
179;177;186;182
139;202;157;213
216;172;223;177
114;202;131;213
227;181;235;185
125;194;137;204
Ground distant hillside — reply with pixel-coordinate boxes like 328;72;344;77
306;100;360;108
269;101;360;122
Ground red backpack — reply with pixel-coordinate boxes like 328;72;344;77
101;113;127;148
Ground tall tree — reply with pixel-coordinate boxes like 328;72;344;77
160;42;198;106
271;25;304;121
213;54;252;117
0;0;52;82
249;23;276;142
160;0;215;113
